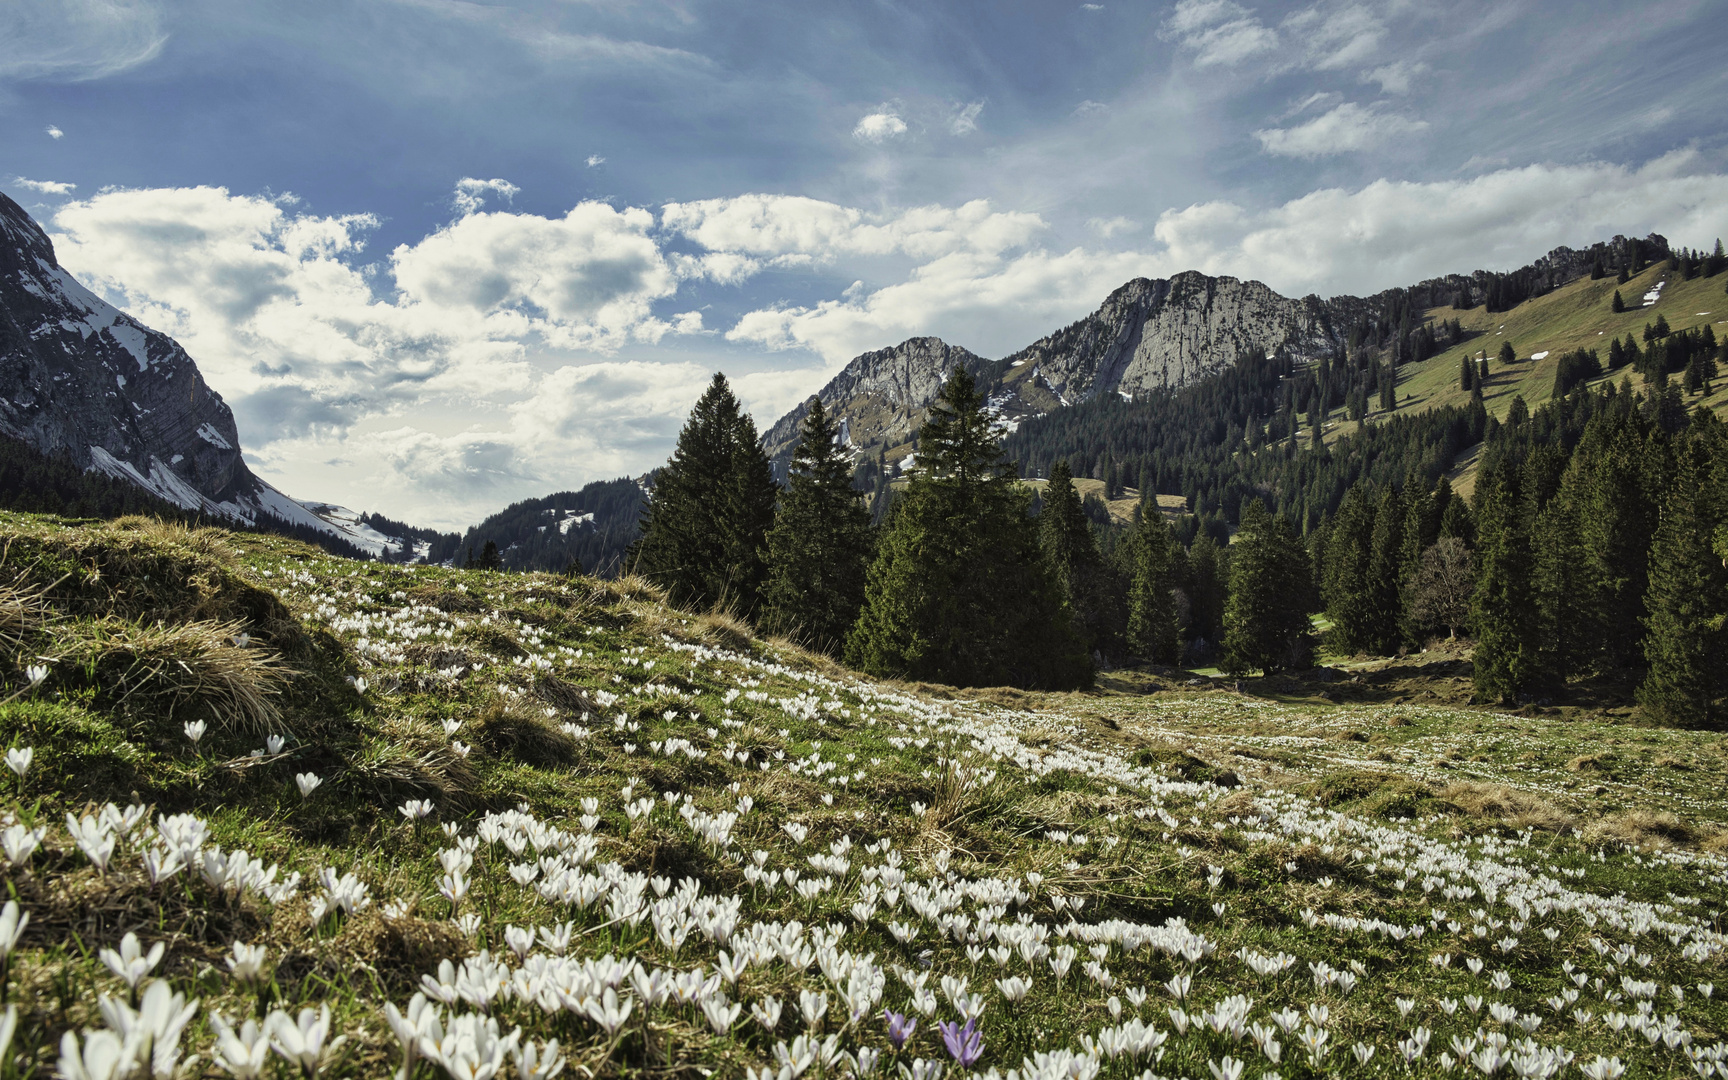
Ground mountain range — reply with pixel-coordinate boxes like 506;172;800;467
0;187;1691;571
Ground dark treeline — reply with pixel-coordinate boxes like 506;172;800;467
1315;380;1728;726
1002;347;1489;537
442;478;645;575
0;433;376;559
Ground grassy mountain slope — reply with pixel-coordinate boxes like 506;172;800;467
1319;264;1726;492
1;512;1726;1076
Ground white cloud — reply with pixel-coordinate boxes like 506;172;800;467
1254;101;1426;157
48;184;700;527
45;126;65;140
1363;59;1425;94
1073;100;1110;117
1282;2;1385;71
0;0;166;81
1151;150;1728;297
950;101;985;136
586;155;606;167
852;110;908;143
1163;0;1279;67
451;177;520;216
1081;3;1105;9
1087;215;1138;239
661;194;1045;261
8;177;76;195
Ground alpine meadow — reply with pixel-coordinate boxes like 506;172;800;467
3;3;1728;1080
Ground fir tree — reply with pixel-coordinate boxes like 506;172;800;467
760;397;874;654
1222;501;1313;675
1126;502;1181;664
1499;340;1517;366
1039;461;1121;656
847;368;1090;689
1637;421;1728;726
633;372;778;614
1470;469;1540;703
1186;533;1225;652
1364;484;1406;654
1323;484;1377;653
1460;353;1475;392
1611;289;1625;313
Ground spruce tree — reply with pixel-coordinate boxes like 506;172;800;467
1611;289;1625;313
1470;470;1540;703
633;372;778;614
1187;533;1225;651
1323;484;1376;653
1460;353;1474;392
1499;341;1517;366
1637;422;1728;726
1364;484;1406;654
1127;502;1180;664
1223;501;1313;675
847;368;1090;689
760;397;874;654
1040;461;1120;656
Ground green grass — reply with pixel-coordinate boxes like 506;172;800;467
0;512;1725;1078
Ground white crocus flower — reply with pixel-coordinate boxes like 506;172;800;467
183;721;207;745
268;1004;345;1077
58;1029;136;1080
0;824;42;865
226;941;269;988
513;1038;565;1080
65;813;116;872
5;747;32;780
24;665;47;687
383;994;441;1080
99;979;199;1079
98;932;164;991
210;1012;271;1079
295;773;323;798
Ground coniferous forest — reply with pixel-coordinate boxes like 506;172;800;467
633;361;1728;726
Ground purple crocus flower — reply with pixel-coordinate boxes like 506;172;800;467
885;1009;917;1050
938;1017;984;1068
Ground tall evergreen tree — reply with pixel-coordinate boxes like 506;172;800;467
1222;501;1313;675
1611;289;1625;313
1364;484;1407;654
1323;484;1377;653
1186;533;1225;652
847;368;1090;689
1638;420;1728;726
1040;461;1121;656
633;373;778;614
760;397;874;653
1126;502;1180;664
1499;340;1518;366
1470;469;1540;703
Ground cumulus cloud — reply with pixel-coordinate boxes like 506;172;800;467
451;177;520;216
586;155;606;167
1151;150;1728;297
0;0;166;81
48;185;703;527
46;126;65;140
1254;101;1426;157
852;110;908;143
1087;215;1138;239
1163;0;1278;67
8;177;76;195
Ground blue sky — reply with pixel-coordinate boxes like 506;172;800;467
4;0;1727;528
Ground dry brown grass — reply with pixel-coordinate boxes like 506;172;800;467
1438;780;1576;832
1586;809;1695;849
470;699;582;768
53;616;294;735
0;573;52;655
694;607;754;653
346;714;482;808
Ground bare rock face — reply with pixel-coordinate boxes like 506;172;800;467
1000;272;1336;404
0;190;262;513
761;337;996;468
763;271;1344;468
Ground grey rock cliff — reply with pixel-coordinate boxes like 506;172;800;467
0;190;262;513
